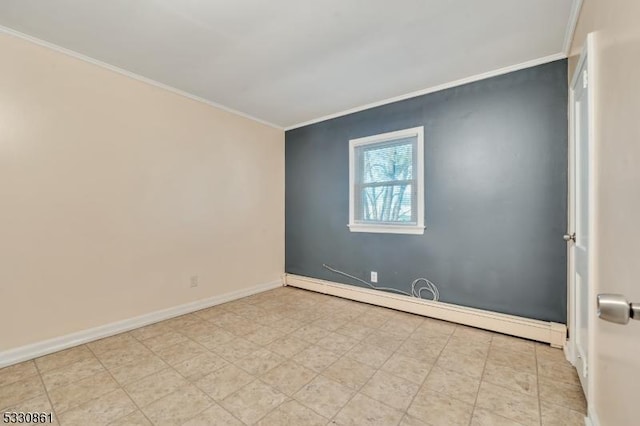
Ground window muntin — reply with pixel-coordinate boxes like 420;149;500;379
349;127;424;234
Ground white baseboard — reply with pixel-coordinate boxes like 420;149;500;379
285;274;566;347
564;339;576;365
0;280;283;368
584;407;600;426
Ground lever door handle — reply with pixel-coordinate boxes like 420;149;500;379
597;294;640;325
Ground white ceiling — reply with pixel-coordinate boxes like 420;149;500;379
0;0;576;128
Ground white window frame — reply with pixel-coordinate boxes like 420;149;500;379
348;126;425;235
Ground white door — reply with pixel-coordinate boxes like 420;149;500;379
568;45;591;397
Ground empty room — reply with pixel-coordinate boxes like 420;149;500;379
0;1;638;425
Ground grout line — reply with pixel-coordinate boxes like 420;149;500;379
467;334;492;426
32;360;62;425
535;345;544;425
84;344;156;426
402;323;456;423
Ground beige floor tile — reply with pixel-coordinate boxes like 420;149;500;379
49;371;118;413
129;322;174;341
223;319;263;336
482;362;538;396
471;408;525;425
487;347;537;375
0;361;38;387
109;355;167;386
360;370;420;411
315;332;358;355
398;335;448;363
154;340;208;366
291;325;332;343
257;399;327;426
399;414;429;426
35;346;94;373
538;375;587;414
353;312;390;328
491;335;535;354
312;316;348;332
0;393;53;421
293;375;354;418
235;348;285;376
59;388;136;426
422;366;481;404
180;321;221;342
335;322;376;340
291;345;340;373
379;318;423;338
195;364;254;401
476;381;540;426
261;360;317;396
537;357;580;386
88;334;139;355
212;338;261;363
173;352;229;381
162;313;202;330
535;343;566;363
435;348;486;379
141;384;213;425
344;342;394;369
108;410;151;425
142;331;189;352
362;330;406;352
408;389;473;426
41;357;105;390
382;353;433;385
271;317;305;334
444;336;491;358
94;343;153;370
221;380;287;424
266;335;311;358
540;400;586;426
333;393;404;426
182;403;244;426
453;325;494;343
414;318;456;336
323;357;376;390
197;328;237;349
123;368;187;407
244;325;286;346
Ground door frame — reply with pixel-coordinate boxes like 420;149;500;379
566;32;597;412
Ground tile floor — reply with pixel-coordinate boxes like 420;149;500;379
0;287;586;425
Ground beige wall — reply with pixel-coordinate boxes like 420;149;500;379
569;1;640;424
0;33;284;351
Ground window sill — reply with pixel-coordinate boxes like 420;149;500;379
347;223;425;235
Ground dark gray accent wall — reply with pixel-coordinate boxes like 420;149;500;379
285;60;568;323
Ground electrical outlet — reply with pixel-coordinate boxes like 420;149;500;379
190;275;199;288
370;271;378;283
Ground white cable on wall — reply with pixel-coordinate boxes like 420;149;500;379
322;264;439;302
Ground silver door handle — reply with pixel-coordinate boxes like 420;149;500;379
563;233;576;242
597;294;640;325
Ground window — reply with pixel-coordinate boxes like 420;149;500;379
349;126;424;234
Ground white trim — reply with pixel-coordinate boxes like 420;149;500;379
284;274;566;347
285;53;566;131
0;25;282;130
0;280;283;368
562;0;585;55
348;126;425;235
568;32;597;414
584;406;600;426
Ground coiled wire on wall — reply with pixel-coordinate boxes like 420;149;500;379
322;264;440;301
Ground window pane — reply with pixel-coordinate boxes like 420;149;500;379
360;184;413;222
361;138;414;184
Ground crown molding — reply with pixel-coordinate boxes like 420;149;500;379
285;52;566;131
562;0;585;55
